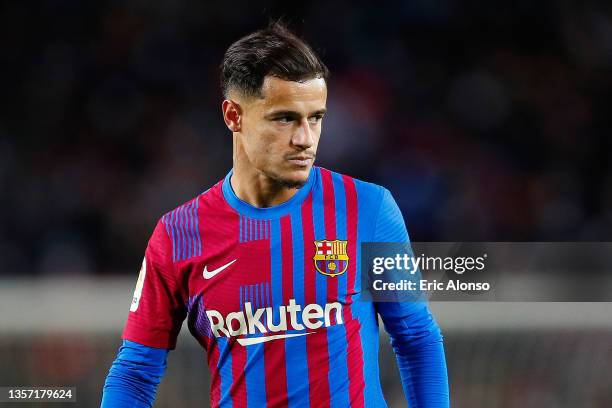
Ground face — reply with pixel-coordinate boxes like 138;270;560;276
228;76;327;188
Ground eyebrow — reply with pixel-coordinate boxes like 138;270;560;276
264;109;327;119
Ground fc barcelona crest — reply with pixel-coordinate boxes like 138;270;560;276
313;240;349;277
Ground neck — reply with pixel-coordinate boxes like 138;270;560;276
231;135;300;208
230;169;299;208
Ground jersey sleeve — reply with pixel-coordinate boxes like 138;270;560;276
373;188;450;407
122;220;187;349
101;340;168;408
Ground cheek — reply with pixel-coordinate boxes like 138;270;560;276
242;123;266;153
263;137;284;159
247;140;268;164
258;127;288;153
245;130;281;164
242;119;293;163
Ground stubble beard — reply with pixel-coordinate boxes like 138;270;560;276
263;167;310;190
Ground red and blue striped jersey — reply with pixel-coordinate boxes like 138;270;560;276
123;166;447;407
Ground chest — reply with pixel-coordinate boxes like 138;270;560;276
186;234;358;313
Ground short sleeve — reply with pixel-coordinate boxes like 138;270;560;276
122;220;187;349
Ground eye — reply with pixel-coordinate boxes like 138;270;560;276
271;117;291;124
308;114;324;124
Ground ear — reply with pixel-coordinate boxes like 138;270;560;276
222;99;242;132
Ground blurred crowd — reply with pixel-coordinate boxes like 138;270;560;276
1;0;611;275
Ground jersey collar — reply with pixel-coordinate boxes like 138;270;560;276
222;167;317;219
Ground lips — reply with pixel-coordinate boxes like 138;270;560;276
286;156;314;167
287;155;314;161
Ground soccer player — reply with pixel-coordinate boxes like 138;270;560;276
101;23;449;407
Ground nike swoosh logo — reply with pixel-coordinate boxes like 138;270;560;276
203;259;237;279
237;332;314;346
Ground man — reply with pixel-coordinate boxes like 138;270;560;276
102;23;449;407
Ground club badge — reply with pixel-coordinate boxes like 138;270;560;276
313;240;349;277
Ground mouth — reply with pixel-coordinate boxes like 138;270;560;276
286;155;314;167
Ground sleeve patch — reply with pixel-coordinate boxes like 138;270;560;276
130;257;147;312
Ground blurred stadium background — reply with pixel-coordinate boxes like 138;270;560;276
1;1;611;407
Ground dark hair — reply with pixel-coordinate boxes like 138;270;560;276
221;22;329;98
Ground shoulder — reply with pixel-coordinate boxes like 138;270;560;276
160;178;224;225
155;178;224;262
314;166;388;207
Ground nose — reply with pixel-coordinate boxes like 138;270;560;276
291;118;315;149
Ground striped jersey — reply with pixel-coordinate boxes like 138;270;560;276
122;166;444;407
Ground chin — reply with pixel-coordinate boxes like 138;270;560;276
276;176;308;189
270;167;311;189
